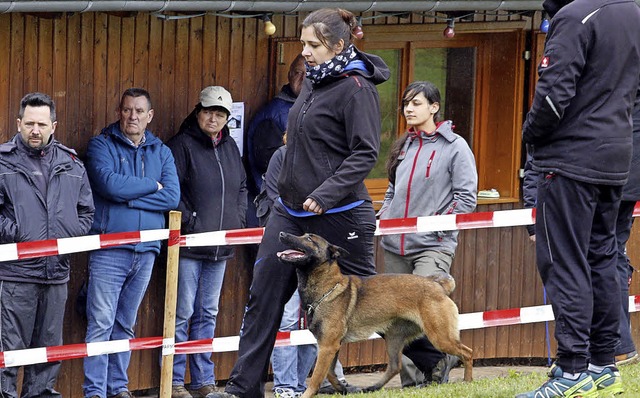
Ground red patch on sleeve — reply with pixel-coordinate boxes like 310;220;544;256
540;56;550;68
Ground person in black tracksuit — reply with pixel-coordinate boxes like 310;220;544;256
211;8;390;398
518;0;640;395
612;104;640;365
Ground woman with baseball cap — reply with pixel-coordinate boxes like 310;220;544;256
166;86;247;398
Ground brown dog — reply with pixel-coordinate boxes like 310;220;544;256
277;232;473;397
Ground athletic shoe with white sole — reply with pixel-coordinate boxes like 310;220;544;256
515;364;598;398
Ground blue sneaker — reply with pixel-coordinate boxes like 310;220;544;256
590;365;624;396
515;364;598;398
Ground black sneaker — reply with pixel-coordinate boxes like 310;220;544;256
317;379;361;394
431;354;460;384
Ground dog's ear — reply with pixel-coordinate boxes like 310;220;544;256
328;244;349;260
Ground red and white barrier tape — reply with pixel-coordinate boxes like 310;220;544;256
3;202;640;260
1;296;639;369
0;208;537;261
0;204;637;367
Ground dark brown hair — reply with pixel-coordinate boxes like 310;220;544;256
119;87;152;110
301;8;358;50
386;81;442;184
19;92;56;122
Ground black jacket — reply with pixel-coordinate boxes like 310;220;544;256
278;49;390;211
0;134;94;283
167;111;247;260
523;0;640;186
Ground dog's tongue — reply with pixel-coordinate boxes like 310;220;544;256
277;249;305;259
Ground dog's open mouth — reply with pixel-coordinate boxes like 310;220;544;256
277;249;307;260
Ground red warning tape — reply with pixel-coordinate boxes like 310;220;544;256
1;296;638;369
0;204;635;367
1;204;637;260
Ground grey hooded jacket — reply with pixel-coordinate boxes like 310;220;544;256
379;121;477;256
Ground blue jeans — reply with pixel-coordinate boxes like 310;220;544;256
172;257;227;388
83;249;156;397
271;290;317;393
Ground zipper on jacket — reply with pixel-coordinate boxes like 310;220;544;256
45;161;73;280
400;139;424;256
297;94;315;133
214;147;224;260
426;150;436;178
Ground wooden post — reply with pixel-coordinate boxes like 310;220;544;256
159;210;182;398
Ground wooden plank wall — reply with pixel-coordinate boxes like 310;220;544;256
1;10;639;397
0;10;278;397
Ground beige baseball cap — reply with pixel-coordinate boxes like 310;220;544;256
199;86;232;114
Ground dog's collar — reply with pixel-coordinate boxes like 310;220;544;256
307;283;340;315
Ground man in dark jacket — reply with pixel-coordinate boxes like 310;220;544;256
518;0;640;396
245;55;305;227
83;88;180;398
0;92;94;397
166;86;247;398
612;104;640;367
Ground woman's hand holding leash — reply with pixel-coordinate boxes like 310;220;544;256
304;198;324;215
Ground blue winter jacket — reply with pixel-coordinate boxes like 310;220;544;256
246;84;297;195
86;122;180;253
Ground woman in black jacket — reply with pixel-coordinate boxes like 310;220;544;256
212;8;390;398
167;86;247;398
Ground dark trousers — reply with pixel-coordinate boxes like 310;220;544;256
0;281;66;398
615;200;637;356
402;337;444;372
535;173;621;372
225;201;377;398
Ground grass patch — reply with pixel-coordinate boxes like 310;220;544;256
319;362;640;397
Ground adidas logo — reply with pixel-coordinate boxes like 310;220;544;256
347;232;358;240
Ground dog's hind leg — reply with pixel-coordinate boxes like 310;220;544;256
362;331;406;392
302;340;341;398
421;302;474;382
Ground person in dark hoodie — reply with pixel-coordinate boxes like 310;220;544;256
0;92;94;398
208;8;390;398
246;55;306;227
612;105;640;368
518;0;640;396
166;86;247;398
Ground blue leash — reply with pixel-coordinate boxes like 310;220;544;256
544;287;552;366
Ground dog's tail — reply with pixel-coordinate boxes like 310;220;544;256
433;274;456;296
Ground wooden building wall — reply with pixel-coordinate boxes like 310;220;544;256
1;10;639;397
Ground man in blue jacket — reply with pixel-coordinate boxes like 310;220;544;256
82;88;180;398
518;0;640;396
0;92;95;397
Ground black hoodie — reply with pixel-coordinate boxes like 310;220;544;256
523;0;640;186
278;48;390;211
167;110;247;260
